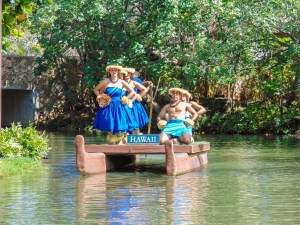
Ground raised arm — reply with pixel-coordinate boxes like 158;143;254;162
190;101;207;116
93;79;109;96
186;103;198;121
131;81;148;101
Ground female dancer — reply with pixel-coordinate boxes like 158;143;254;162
123;67;149;134
93;65;136;145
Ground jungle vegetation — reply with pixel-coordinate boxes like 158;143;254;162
3;0;300;134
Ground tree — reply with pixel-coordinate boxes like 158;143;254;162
2;0;52;52
30;0;299;132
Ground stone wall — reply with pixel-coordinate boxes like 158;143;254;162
2;55;40;126
2;55;37;90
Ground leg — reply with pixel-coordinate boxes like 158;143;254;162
159;133;171;144
165;140;177;175
179;132;192;144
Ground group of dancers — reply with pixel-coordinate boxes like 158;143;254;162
93;65;206;145
93;65;151;144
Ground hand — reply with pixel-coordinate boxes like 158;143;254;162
127;99;133;108
136;94;142;102
96;95;102;102
157;120;167;129
121;96;129;105
184;118;195;127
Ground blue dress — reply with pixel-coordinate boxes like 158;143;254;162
131;87;149;129
94;87;136;134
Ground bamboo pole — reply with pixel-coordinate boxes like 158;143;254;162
147;89;153;134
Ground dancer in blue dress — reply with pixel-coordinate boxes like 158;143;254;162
123;67;150;134
93;65;136;145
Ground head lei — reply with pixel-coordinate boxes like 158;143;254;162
182;90;192;99
119;69;128;76
124;68;136;74
106;65;123;72
168;87;187;96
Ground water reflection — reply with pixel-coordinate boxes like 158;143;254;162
0;134;299;224
76;171;210;224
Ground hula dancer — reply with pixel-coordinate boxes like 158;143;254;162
157;88;198;144
181;89;207;142
123;67;150;134
93;65;136;145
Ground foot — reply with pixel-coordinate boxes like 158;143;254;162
171;138;178;144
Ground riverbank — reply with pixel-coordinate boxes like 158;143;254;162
0;157;42;178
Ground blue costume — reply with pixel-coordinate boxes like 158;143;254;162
94;87;136;134
131;86;149;129
162;119;190;138
133;77;143;94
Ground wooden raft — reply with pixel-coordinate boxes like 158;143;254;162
75;135;210;176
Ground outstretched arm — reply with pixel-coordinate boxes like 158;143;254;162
190;101;207;116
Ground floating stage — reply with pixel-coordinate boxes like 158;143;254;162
75;135;210;176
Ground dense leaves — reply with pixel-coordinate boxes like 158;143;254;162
5;0;300;133
0;123;50;158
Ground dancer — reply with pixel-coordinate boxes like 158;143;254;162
181;89;207;135
123;67;149;134
157;88;198;144
93;65;136;145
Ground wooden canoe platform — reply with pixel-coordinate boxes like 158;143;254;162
75;135;210;176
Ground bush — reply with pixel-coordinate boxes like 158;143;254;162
0;123;50;159
197;102;298;135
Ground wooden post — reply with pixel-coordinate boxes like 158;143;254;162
147;89;153;134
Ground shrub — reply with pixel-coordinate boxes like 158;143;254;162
0;123;50;159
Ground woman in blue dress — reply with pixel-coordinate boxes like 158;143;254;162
93;65;136;145
123;68;150;134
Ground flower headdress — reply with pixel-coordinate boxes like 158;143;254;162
106;65;122;72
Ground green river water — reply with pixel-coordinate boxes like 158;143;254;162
0;133;299;224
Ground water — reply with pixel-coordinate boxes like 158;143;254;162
0;133;299;224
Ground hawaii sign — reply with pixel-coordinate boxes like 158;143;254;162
127;134;160;144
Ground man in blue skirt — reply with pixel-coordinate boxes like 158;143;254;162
157;88;198;144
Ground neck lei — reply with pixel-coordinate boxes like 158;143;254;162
110;77;119;84
170;100;180;107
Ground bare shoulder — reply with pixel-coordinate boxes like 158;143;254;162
163;103;171;110
100;78;110;85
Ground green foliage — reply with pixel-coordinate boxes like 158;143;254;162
30;0;299;92
0;123;50;158
9;0;296;132
198;101;299;134
2;0;51;53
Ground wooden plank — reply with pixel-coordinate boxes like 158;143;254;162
85;142;210;155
